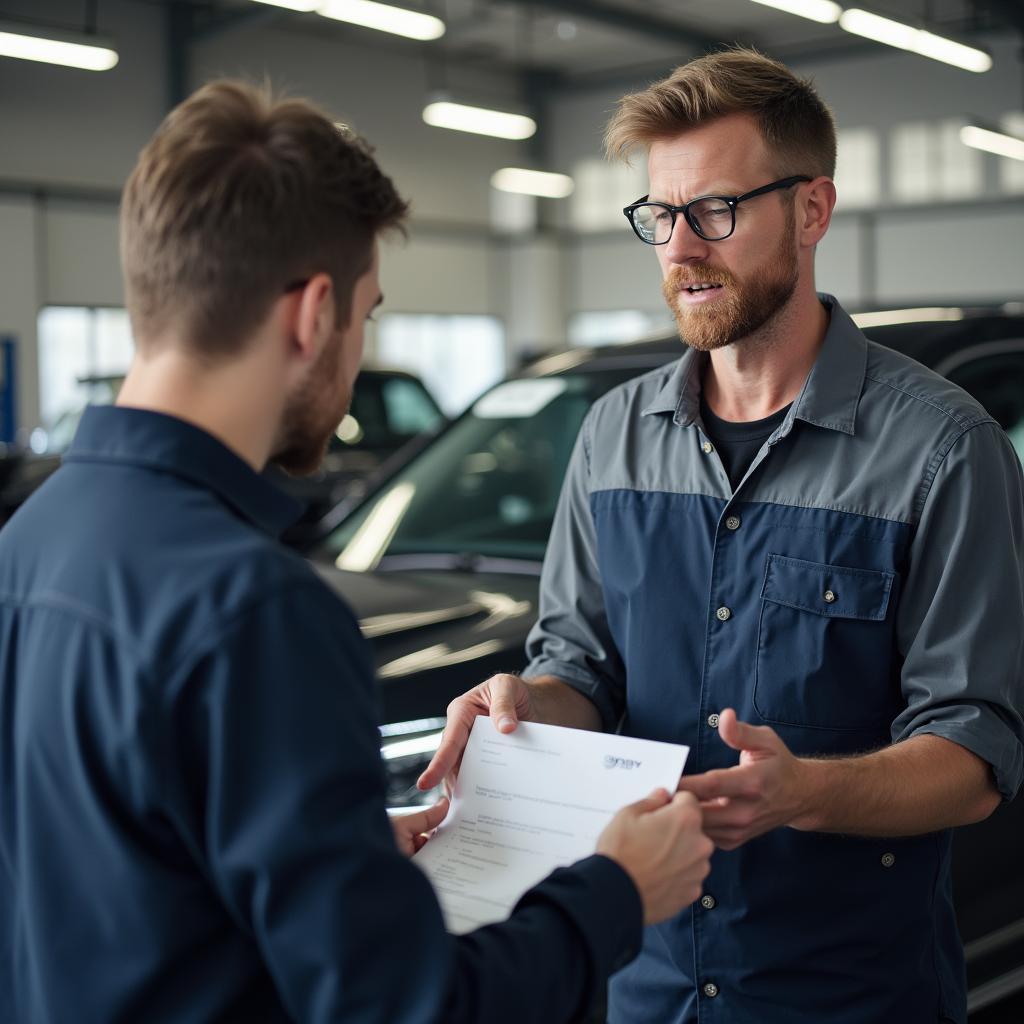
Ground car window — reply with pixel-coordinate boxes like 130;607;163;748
381;377;443;437
943;348;1024;464
324;368;650;568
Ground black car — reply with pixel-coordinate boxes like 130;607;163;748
273;366;447;545
1;367;446;536
309;307;1024;1018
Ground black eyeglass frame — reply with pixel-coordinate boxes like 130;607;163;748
623;175;813;245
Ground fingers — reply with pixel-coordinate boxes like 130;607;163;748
626;788;673;816
398;796;450;838
716;708;777;753
421;796;450;830
489;675;525;734
418;675;528;790
417;715;472;791
677;768;757;801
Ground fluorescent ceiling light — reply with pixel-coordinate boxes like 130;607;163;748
491;168;574;198
249;0;319;10
0;23;118;71
748;0;841;24
423;101;536;140
960;125;1024;161
318;0;445;40
839;9;991;72
852;307;964;328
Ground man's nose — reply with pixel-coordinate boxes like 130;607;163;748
663;215;713;265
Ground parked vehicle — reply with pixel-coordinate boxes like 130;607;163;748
273;366;446;545
308;306;1024;1018
0;367;445;536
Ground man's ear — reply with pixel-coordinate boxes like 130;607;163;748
291;272;336;362
799;177;837;250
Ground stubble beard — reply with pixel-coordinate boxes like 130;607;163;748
662;226;799;353
270;333;349;477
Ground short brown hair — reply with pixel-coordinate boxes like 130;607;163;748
121;80;408;356
605;48;836;179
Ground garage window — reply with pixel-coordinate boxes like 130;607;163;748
36;306;132;452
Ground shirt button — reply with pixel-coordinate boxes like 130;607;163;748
823;589;837;603
715;606;731;622
701;894;717;910
702;441;714;454
703;982;720;998
725;515;741;530
707;713;720;729
881;852;896;868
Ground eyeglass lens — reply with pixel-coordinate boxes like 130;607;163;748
632;197;735;243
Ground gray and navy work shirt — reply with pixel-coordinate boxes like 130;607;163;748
525;297;1024;1024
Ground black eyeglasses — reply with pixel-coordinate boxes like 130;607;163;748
623;175;812;245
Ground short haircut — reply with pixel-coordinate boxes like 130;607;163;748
120;80;409;357
605;48;837;179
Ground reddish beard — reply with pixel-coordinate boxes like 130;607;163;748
270;332;349;477
661;227;798;352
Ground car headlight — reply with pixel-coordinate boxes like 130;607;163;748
380;716;446;812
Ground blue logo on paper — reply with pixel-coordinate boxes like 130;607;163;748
603;755;642;770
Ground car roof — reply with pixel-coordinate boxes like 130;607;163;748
518;307;1024;379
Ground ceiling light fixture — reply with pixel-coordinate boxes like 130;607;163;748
0;20;118;71
249;0;320;11
748;0;841;25
318;0;445;40
960;124;1024;161
491;168;574;198
423;101;536;140
839;9;991;73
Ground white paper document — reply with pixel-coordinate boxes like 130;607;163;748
413;719;689;934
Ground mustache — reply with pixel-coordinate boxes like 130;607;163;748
664;264;738;290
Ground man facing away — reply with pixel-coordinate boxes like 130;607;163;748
420;48;1024;1022
0;81;715;1023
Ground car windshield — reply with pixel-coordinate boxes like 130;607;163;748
320;366;660;569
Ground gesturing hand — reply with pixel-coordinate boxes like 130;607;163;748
675;709;813;850
390;797;450;857
416;674;537;794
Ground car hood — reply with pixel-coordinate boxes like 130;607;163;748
312;561;541;723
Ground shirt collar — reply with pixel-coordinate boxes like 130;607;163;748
640;295;867;437
65;405;304;538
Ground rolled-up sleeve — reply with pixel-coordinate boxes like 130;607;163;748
893;419;1024;800
523;409;626;731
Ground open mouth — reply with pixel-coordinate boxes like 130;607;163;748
684;283;723;294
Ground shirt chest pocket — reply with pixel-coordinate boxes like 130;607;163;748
754;554;900;732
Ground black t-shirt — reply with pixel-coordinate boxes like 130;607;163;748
699;395;792;491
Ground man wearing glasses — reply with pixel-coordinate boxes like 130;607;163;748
421;48;1024;1022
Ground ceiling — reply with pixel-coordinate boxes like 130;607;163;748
194;0;1024;91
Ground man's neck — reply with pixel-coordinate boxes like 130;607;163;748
115;342;283;471
701;290;829;423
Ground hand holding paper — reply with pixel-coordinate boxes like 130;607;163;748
414;719;711;932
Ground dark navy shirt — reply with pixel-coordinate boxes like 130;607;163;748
526;298;1024;1023
0;405;642;1024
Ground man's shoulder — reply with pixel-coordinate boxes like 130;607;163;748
0;466;336;668
861;339;993;435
